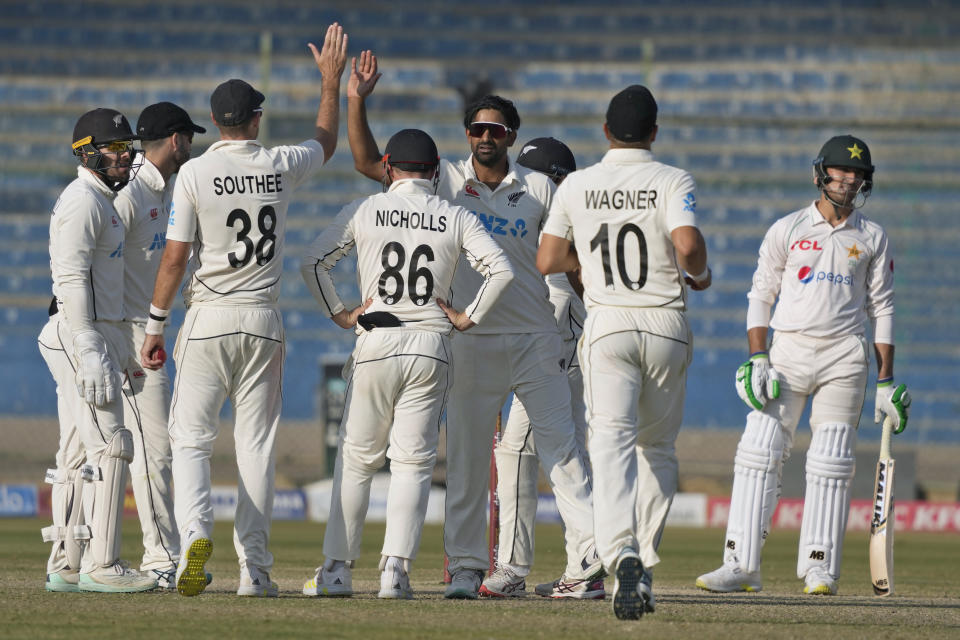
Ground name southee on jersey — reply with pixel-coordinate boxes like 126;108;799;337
213;173;283;196
375;209;447;232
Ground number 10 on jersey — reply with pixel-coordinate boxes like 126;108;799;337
590;222;647;290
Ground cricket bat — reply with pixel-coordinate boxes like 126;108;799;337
869;416;896;597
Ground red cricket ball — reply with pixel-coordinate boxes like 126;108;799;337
152;347;167;364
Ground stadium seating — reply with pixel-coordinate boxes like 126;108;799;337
1;1;957;443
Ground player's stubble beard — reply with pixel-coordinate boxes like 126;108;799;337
471;137;508;169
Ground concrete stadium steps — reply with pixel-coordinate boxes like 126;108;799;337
2;2;957;67
4;56;959;124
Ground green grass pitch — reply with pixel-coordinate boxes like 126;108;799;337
1;518;957;639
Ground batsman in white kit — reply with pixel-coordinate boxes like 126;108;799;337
299;129;514;599
37;107;157;593
485;137;603;599
140;24;348;597
695;134;911;596
346;51;600;601
538;85;712;619
113;101;207;588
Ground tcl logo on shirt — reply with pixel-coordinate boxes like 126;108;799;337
464;185;480;198
798;266;852;286
111;215;120;227
790;239;823;251
149;208;159;220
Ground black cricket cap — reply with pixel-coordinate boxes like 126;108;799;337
210;79;265;126
606;85;658;142
384;129;439;170
816;134;873;173
517;137;576;179
137;102;206;140
72;108;138;149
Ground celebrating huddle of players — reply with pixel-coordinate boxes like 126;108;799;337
39;23;910;620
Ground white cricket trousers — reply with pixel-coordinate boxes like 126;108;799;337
581;307;693;573
38;315;88;574
765;331;869;452
444;331;596;579
169;304;283;572
323;329;450;564
38;315;139;573
123;322;178;571
496;334;588;569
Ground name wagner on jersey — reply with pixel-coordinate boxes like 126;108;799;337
376;209;447;233
584;189;657;210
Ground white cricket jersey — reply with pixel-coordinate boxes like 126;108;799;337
167;138;325;306
49;166;126;335
438;156;558;334
301;178;514;334
543;148;698;312
748;202;895;338
114;157;173;322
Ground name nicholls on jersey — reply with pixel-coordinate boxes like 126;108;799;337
585;189;658;210
376;209;447;232
213;173;283;196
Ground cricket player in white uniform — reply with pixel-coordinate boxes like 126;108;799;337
299;129;514;599
346;51;600;600
538;85;712;620
113;101;206;588
483;137;603;599
37;108;157;593
140;24;348;598
696;135;910;596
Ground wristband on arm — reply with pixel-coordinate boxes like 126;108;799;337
688;265;711;285
145;304;169;336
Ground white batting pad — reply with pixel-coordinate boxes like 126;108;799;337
42;465;89;570
85;429;134;568
798;422;856;579
726;411;784;573
494;448;540;568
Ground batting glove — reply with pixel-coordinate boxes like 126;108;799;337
735;352;781;410
74;330;119;407
874;379;911;434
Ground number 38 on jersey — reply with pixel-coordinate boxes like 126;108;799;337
227;206;277;268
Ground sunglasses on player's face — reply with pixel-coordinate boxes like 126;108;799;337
96;140;135;154
467;121;512;139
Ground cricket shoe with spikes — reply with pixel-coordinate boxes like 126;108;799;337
153;565;212;590
444;568;484;599
45;568;79;593
79;560;158;593
696;563;763;593
378;556;414;599
303;558;353;597
612;550;650;620
803;567;838;595
176;527;213;597
479;565;526;597
238;564;279;597
534;574;605;599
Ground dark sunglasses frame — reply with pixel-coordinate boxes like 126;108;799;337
467;121;512;139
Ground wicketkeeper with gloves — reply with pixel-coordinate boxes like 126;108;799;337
696;135;910;596
37;108;158;593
